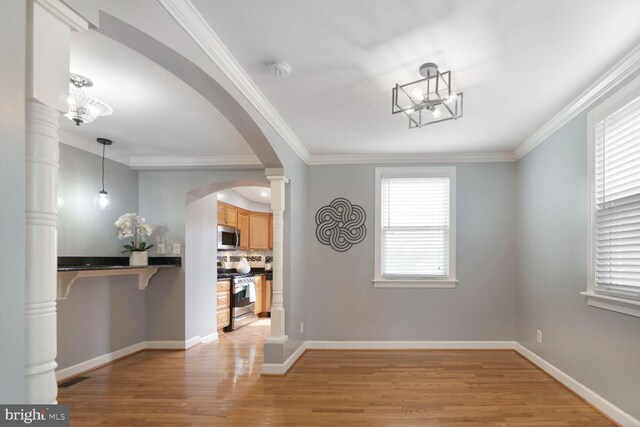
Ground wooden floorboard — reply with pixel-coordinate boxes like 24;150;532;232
58;320;614;426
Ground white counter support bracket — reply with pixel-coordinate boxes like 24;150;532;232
56;268;159;300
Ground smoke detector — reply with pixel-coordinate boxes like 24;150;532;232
267;61;291;78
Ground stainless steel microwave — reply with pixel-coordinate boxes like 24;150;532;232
218;225;240;250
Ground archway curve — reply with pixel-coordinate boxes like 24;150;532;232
96;12;283;169
187;179;270;204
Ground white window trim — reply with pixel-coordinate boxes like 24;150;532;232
373;166;457;289
585;75;640;318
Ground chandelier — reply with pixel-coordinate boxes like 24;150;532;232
392;62;463;128
65;74;113;126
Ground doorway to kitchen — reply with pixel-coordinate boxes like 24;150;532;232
184;180;274;373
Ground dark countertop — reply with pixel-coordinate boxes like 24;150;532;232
58;256;182;272
217;268;272;280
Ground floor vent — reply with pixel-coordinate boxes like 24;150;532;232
58;376;90;388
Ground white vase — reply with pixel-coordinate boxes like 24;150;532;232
130;251;148;266
236;258;250;274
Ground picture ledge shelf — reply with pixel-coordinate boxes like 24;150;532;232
56;267;160;300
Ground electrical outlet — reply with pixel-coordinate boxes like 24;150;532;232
173;243;181;254
536;329;542;343
300;322;304;334
157;243;165;254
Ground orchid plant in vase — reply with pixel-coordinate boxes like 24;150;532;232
115;213;154;266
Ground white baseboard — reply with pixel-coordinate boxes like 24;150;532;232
55;342;146;382
513;343;639;427
306;340;515;350
55;337;639;425
200;332;219;344
145;340;191;350
184;336;201;349
57;339;197;382
261;340;639;426
262;341;308;375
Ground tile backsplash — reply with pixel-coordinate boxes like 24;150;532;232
218;250;273;269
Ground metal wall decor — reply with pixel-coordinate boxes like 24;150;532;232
315;198;366;252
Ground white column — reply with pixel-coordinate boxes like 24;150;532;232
24;0;88;404
25;101;60;403
267;175;289;343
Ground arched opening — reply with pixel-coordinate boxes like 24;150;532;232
185;179;273;370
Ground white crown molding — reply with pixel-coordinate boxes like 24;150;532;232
158;0;312;165
128;154;262;169
35;0;89;32
514;44;640;160
58;130;131;166
308;151;517;165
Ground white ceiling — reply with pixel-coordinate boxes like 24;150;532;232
193;0;640;155
60;30;255;158
233;187;272;203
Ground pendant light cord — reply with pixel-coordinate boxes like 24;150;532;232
101;141;106;192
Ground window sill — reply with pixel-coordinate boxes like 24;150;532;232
373;279;458;289
580;291;640;318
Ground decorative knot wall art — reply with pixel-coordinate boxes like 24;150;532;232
315;198;367;252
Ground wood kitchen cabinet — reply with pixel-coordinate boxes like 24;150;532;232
216;279;231;330
249;212;270;250
253;275;263;315
217;204;226;226
238;211;249;250
217;202;239;228
218;202;273;250
225;206;238;228
263;279;272;314
268;213;273;249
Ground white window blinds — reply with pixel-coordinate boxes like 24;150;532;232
595;95;640;296
381;176;450;277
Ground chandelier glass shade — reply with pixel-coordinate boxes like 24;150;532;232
65;74;113;126
392;63;463;128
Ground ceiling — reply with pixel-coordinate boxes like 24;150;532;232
193;0;640;155
232;187;272;203
60;30;255;159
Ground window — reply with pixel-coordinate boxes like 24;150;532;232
374;167;456;288
586;76;640;317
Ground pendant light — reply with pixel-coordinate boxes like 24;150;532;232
97;138;112;209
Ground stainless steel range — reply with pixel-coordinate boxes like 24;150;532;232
224;275;258;331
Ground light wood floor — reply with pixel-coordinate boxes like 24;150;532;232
58;320;613;426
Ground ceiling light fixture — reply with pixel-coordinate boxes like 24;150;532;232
97;138;112;209
392;62;463;128
65;74;113;126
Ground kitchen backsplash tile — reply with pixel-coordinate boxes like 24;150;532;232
217;250;273;269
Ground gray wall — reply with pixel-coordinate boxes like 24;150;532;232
138;169;269;341
0;0;26;403
306;163;517;341
516;73;640;420
185;193;218;340
56;144;144;370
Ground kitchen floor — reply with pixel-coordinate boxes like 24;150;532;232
58;319;611;426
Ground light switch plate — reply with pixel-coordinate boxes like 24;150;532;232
173;243;181;254
536;329;542;343
157;243;165;254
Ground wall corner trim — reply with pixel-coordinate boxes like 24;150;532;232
514;44;640;161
